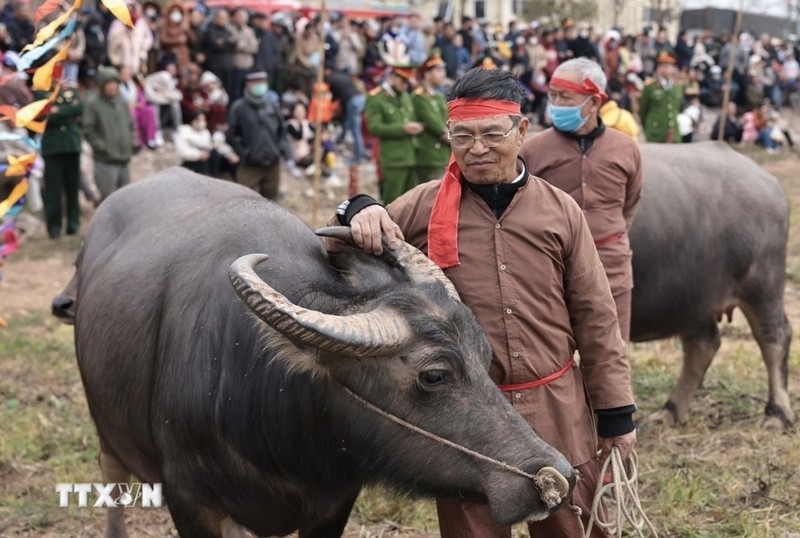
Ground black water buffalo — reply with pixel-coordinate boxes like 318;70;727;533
54;170;575;537
631;141;793;428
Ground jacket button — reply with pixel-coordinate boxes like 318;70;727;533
59;125;66;131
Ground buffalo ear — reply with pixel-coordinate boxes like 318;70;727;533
315;226;461;301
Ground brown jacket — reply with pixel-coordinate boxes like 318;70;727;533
519;127;642;294
387;175;634;465
159;2;192;71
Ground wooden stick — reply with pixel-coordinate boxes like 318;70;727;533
311;0;328;228
717;1;744;141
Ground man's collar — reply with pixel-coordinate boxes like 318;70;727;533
464;157;528;187
555;117;607;141
382;82;397;97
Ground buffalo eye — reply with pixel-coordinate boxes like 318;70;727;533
419;369;448;386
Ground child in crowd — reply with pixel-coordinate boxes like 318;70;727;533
175;111;239;176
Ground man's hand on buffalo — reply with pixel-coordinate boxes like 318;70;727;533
350;205;405;256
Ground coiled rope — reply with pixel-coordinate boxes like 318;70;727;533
571;447;658;537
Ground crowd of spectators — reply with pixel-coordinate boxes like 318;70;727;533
3;1;800;217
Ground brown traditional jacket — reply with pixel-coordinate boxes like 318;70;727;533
387;175;634;465
519;126;642;294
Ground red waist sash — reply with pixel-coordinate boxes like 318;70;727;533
497;358;575;392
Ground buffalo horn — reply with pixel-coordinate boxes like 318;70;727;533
315;226;461;301
229;254;412;357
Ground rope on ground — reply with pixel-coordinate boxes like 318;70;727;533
571;447;658;537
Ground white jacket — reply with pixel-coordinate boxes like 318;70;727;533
175;125;212;161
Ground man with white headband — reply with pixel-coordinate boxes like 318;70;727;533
334;67;636;537
521;58;642;342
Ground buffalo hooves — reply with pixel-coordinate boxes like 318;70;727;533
641;408;678;430
762;415;786;430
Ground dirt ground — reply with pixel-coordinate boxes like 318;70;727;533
2;139;800;537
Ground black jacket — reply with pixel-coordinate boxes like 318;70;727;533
227;95;290;168
202;23;236;73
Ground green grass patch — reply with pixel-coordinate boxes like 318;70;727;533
0;311;101;534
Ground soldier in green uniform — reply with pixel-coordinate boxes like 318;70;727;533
364;65;423;204
412;55;450;181
34;82;83;239
639;50;684;143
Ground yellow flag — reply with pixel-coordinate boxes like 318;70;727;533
15;99;50;128
100;0;133;28
26;120;47;134
5;154;36;177
32;40;71;91
0;177;28;213
22;4;76;53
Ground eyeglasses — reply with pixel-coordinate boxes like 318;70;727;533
447;122;519;149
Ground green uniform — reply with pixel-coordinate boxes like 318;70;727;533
34;86;83;238
639;78;684;143
365;83;419;204
412;85;450;181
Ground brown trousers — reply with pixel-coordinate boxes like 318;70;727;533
436;457;610;538
236;162;280;200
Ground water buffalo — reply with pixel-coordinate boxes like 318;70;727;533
54;170;575;537
631;141;793;428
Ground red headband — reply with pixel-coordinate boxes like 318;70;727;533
447;98;522;121
549;76;608;104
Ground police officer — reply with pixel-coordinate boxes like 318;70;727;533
364;65;423;204
412;55;450;181
35;82;83;239
639;50;684;143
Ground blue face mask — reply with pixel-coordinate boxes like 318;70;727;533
249;83;268;97
548;98;591;132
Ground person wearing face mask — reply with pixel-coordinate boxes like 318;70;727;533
226;71;291;200
158;1;193;72
639;49;683;142
520;58;642;341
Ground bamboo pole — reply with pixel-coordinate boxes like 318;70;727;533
311;0;328;229
717;1;744;141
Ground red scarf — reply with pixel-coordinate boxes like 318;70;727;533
427;98;521;269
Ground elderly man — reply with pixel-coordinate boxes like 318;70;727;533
226;71;290;200
520;58;642;341
333;67;636;537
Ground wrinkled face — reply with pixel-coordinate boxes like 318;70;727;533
548;70;601;116
447;114;528;184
